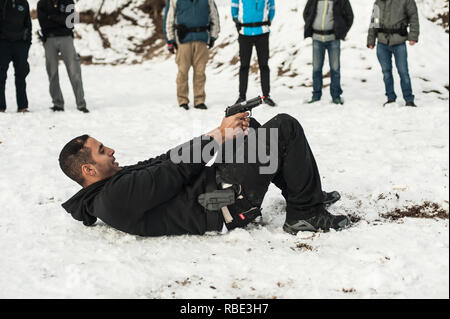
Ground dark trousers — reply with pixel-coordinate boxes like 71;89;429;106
239;33;270;98
217;114;324;221
0;40;30;111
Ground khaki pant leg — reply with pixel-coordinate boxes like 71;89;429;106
176;43;193;105
192;42;209;106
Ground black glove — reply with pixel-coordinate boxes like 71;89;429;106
233;18;242;32
167;42;177;54
208;39;215;49
223;188;262;230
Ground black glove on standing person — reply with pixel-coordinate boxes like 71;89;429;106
168;42;177;54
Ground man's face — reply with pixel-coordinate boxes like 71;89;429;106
84;137;121;180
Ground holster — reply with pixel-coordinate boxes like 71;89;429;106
198;180;262;231
176;24;210;42
175;24;189;42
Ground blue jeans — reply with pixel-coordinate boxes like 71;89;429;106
312;40;342;100
376;42;414;103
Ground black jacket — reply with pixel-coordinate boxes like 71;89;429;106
0;0;32;43
37;0;75;38
303;0;354;40
62;136;222;237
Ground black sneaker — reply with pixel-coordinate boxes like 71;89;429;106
50;106;64;112
235;96;246;104
383;99;396;106
323;191;341;208
78;107;90;113
263;95;277;107
406;101;417;107
194;103;208;110
283;206;351;234
180;104;189;110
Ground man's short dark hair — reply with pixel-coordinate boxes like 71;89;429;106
59;135;95;186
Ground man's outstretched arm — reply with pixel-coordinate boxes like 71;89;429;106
110;113;251;212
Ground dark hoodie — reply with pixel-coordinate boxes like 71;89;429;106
37;0;75;38
0;0;32;43
62;136;224;237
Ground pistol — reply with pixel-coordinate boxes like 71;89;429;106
225;96;263;117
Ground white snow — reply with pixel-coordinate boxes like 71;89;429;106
0;0;448;298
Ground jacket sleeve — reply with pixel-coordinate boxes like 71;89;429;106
367;2;378;47
343;0;354;33
303;0;313;22
231;0;239;20
24;1;32;43
163;0;177;44
209;0;220;40
37;0;47;28
268;0;275;22
406;0;419;42
112;136;219;212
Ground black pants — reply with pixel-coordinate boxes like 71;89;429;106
239;33;270;98
217;114;324;221
0;40;30;111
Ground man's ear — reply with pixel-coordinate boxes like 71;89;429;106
81;164;96;178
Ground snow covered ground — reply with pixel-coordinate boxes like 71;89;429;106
0;1;448;298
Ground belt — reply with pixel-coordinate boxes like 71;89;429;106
377;27;408;36
313;29;335;35
240;21;271;28
187;25;210;33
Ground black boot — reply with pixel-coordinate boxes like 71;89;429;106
263;95;277;107
194;103;208;110
283;205;350;234
78;107;90;113
50;106;64;112
383;99;396;106
234;96;246;104
180;104;189;110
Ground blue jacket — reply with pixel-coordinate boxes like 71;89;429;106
231;0;275;36
164;0;220;45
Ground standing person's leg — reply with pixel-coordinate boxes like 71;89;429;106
392;43;414;103
176;42;193;106
254;33;270;97
312;40;326;101
12;41;30;111
238;34;254;99
44;37;65;109
217;114;350;233
59;37;87;110
192;41;209;107
328;40;343;102
376;42;397;102
0;41;12;111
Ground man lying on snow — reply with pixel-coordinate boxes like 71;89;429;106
59;113;350;236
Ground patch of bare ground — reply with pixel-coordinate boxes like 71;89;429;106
290;242;315;252
76;0;167;64
429;0;449;33
381;201;449;221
